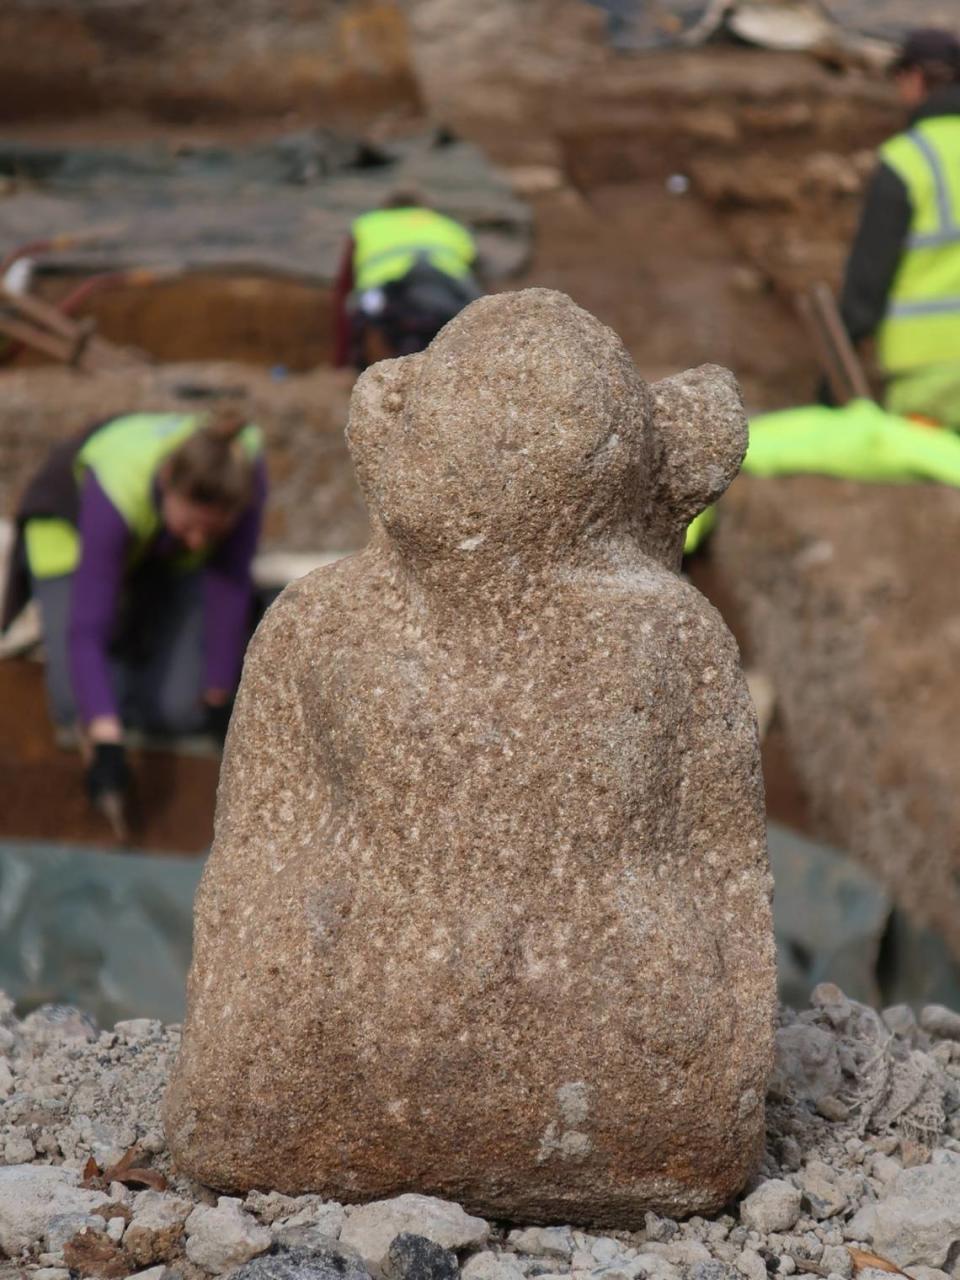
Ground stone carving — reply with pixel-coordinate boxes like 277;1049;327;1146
164;288;776;1225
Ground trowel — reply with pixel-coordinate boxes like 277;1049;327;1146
97;789;129;842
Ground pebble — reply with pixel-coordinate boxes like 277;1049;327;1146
463;1251;528;1280
185;1196;272;1273
591;1238;623;1265
341;1194;490;1272
882;1005;917;1039
734;1248;767;1280
920;1005;960;1041
820;1245;852;1278
798;1162;847;1219
4;1132;36;1163
509;1227;575;1260
740;1180;803;1234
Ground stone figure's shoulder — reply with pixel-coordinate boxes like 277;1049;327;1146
584;563;741;665
247;549;384;658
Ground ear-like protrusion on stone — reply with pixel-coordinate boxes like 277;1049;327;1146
346;355;420;511
650;364;748;531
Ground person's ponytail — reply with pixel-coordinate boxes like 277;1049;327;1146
165;407;257;514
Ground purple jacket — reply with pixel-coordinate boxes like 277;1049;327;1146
68;463;266;724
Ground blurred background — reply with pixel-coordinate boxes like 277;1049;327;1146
1;0;958;1025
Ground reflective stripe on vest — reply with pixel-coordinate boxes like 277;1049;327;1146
23;518;82;580
878;117;960;372
351;208;476;292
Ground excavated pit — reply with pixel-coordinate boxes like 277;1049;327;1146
0;39;912;898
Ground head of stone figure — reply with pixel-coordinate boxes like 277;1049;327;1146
347;288;746;568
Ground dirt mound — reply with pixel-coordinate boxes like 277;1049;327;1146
712;475;960;959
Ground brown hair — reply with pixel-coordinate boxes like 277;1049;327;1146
165;404;256;514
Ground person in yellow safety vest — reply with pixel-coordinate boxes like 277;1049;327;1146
333;191;482;369
839;28;960;428
0;403;266;814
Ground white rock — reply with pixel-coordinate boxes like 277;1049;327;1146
736;1249;768;1280
869;1153;901;1186
185;1196;272;1273
31;1270;71;1280
45;1211;107;1254
799;1162;847;1220
740;1180;803;1234
845;1165;960;1267
592;1265;646;1280
127;1269;170;1280
773;1025;842;1104
246;1191;324;1224
0;1059;14;1097
882;1005;917;1039
592;1238;623;1265
919;1005;960;1041
905;1268;951;1280
509;1227;575;1260
107;1216;126;1242
650;1241;712;1265
4;1133;36;1164
820;1246;852;1278
114;1019;162;1042
643;1214;678;1245
631;1255;681;1280
844;1204;875;1242
129;1189;193;1231
276;1200;346;1239
342;1193;489;1271
0;1165;110;1254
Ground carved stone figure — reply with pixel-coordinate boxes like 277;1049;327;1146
164;288;775;1225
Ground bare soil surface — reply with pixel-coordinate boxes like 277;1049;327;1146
0;661;217;854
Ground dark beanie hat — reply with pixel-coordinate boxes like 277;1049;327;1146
890;28;960;77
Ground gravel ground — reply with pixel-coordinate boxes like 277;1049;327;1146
2;983;960;1280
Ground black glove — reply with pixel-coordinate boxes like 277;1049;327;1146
84;742;130;803
204;701;233;746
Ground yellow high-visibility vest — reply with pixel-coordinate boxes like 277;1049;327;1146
878;117;960;373
351;207;476;292
26;413;262;579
